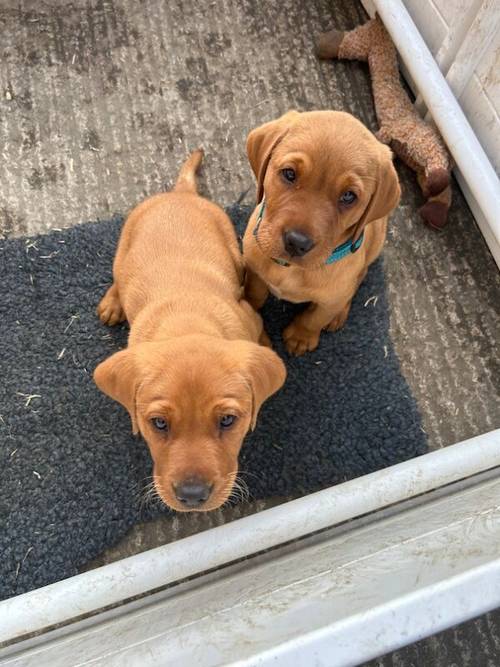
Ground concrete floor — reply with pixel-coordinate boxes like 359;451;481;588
1;0;500;663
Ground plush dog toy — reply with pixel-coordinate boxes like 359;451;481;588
317;16;452;229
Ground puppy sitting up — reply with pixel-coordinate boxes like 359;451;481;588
243;110;401;356
94;150;286;512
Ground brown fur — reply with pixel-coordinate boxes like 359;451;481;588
94;150;286;512
243;110;401;355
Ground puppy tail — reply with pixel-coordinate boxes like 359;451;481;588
174;149;204;193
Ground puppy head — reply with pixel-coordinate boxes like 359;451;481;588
94;335;286;512
247;110;401;267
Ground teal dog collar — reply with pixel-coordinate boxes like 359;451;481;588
253;198;364;266
324;232;364;264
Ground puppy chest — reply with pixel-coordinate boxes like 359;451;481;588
265;274;307;303
267;281;286;300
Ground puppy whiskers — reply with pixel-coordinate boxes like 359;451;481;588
138;475;167;511
220;472;251;507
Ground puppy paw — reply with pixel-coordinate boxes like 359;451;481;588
97;286;125;326
326;306;350;332
283;321;320;356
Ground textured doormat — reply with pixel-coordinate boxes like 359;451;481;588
0;205;426;600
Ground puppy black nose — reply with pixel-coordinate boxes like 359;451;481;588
283;230;314;257
174;478;212;508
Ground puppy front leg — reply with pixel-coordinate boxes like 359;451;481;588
283;301;350;356
326;269;367;332
244;268;269;311
97;283;126;326
326;300;352;332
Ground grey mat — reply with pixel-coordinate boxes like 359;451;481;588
0;204;426;599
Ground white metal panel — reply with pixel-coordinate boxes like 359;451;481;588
433;0;486;74
443;0;499;97
402;0;447;56
442;2;500;176
435;0;479;29
1;429;500;649
402;0;486;72
2;473;500;667
475;26;500;110
460;75;500;175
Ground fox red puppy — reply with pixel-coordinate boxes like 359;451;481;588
94;151;286;512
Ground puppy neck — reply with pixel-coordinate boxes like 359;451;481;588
129;297;242;346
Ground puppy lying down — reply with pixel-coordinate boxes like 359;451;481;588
94;151;286;512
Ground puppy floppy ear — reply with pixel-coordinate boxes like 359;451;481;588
236;342;287;429
94;349;140;434
353;145;401;242
247;110;300;203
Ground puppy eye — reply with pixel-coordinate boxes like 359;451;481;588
339;190;357;205
152;417;168;432
281;168;296;184
219;414;237;430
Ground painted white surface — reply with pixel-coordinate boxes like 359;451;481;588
3;470;500;666
460;75;500;177
475;27;500;108
459;26;500;176
435;0;481;33
443;0;499;101
1;428;500;649
402;0;447;56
